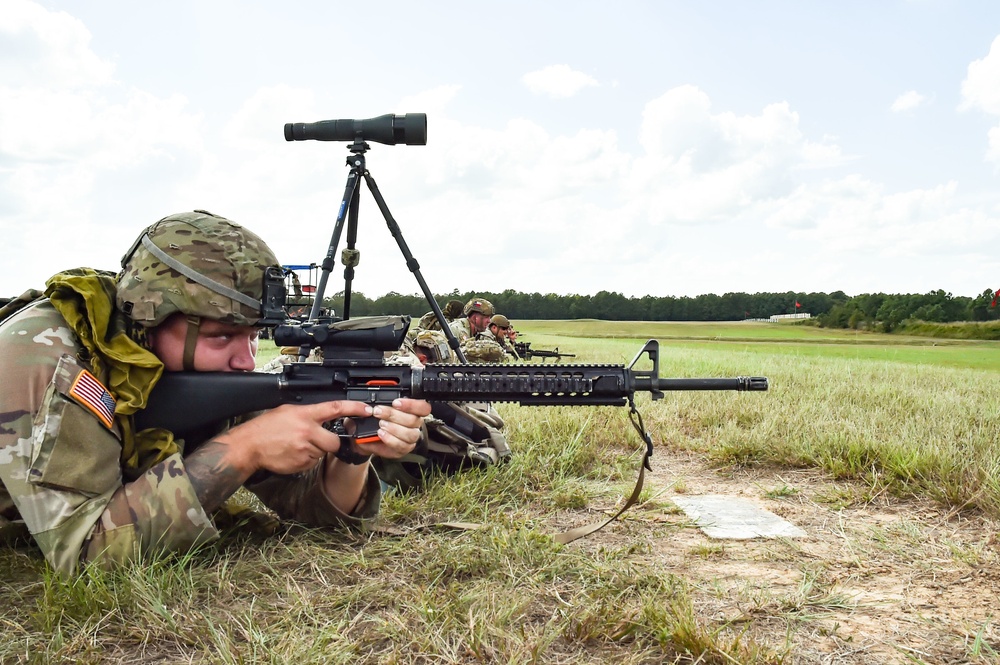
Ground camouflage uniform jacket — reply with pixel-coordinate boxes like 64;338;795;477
415;310;449;331
473;329;513;363
448;317;474;344
0;300;380;574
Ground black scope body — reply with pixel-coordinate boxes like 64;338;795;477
284;113;427;145
272;319;407;353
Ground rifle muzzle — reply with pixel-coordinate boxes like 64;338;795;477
652;376;769;392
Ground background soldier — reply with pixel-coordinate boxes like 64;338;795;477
449;297;494;343
448;298;504;362
415;299;465;331
482;314;518;360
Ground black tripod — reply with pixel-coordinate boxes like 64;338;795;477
305;138;468;362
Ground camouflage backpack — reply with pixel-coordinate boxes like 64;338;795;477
373;401;510;491
0;289;44;324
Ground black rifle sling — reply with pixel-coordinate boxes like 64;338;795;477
374;398;655;544
551;394;653;545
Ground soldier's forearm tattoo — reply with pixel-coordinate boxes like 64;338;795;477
184;440;249;512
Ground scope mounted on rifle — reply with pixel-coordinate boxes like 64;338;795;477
272;315;410;364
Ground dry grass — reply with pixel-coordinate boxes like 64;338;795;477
2;324;999;663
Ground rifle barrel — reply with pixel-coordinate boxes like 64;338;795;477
653;376;768;391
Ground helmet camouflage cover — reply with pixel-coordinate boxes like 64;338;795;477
413;329;452;362
442;299;465;320
117;210;280;327
462;297;494;317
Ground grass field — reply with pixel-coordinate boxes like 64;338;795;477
3;320;999;663
515;319;1000;371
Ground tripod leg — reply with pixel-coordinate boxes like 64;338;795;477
341;185;361;319
362;171;468;363
310;164;362;321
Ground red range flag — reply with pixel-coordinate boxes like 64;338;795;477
795;301;802;308
992;289;999;307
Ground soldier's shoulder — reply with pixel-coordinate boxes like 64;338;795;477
0;300;81;356
417;311;443;331
0;300;77;345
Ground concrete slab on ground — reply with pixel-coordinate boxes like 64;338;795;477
671;495;807;539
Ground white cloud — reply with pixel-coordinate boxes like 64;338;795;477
626;85;845;225
987;124;1000;163
522;64;598;99
0;2;205;167
960;35;1000;115
764;177;999;259
399;85;463;115
0;2;211;290
890;90;926;112
960;35;1000;162
0;0;114;88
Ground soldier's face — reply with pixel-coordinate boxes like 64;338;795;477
470;313;490;333
150;313;259;372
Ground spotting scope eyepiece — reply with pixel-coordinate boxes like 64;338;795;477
283;113;427;145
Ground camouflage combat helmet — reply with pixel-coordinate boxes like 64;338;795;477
117;210;280;328
442;299;465;320
413;329;452;362
462;297;494;317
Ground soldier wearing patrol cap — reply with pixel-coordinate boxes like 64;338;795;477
488;314;511;339
0;210;431;574
483;314;519;360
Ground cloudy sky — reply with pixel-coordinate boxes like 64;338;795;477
2;1;999;301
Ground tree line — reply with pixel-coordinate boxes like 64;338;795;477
315;287;1000;331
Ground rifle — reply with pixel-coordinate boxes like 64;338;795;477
512;341;576;362
137;314;766;449
135;316;767;541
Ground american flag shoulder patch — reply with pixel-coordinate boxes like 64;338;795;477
69;369;117;429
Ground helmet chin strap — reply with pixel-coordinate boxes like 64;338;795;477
183;315;201;371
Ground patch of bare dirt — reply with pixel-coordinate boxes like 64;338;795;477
569;447;1000;664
